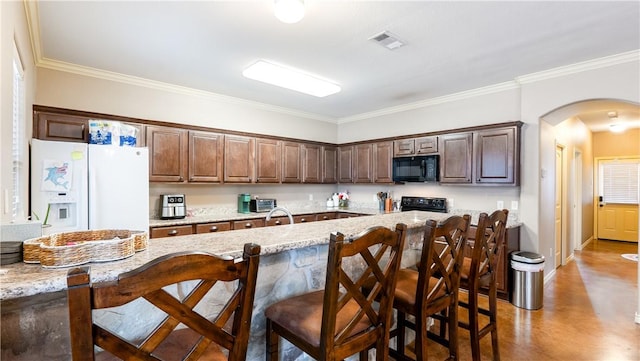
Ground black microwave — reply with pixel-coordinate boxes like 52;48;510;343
392;155;439;182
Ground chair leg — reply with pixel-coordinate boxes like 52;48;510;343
265;318;279;361
448;301;459;361
395;311;407;359
489;283;500;361
468;286;481;361
414;310;429;361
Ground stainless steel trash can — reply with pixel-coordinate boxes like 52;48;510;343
511;251;545;310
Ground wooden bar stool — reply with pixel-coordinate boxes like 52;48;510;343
458;209;509;361
265;223;407;361
390;214;470;361
67;243;261;361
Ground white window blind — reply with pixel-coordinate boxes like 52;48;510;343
12;43;25;219
600;160;639;205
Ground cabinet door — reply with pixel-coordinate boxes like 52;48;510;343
302;144;322;183
440;132;473;184
374;141;393;183
147;126;188;182
282;141;302;183
394;139;415;156
34;112;89;142
188;131;223;182
322;146;338;184
224;135;255;183
256;138;281;183
475;127;517;185
338;146;354;183
415;136;438;154
354;143;373;183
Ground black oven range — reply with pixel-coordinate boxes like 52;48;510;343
400;196;448;213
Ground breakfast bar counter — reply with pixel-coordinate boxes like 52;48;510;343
1;210;520;360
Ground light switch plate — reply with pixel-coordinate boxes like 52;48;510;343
511;200;518;210
497;200;504;209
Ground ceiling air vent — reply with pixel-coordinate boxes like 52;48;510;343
369;31;405;50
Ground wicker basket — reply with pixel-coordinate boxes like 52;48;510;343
23;230;148;268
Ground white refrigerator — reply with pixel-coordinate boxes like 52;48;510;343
30;139;149;234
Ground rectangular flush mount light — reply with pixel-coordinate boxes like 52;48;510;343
243;60;341;97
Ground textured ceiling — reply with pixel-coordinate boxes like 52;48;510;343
31;1;640;129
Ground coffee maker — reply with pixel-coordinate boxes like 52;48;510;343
160;194;186;219
237;193;251;214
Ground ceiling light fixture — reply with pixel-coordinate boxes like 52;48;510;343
274;0;305;24
243;60;341;97
607;111;626;133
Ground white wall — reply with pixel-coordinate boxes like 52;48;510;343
523;60;640;277
36;68;338;144
1;1;36;223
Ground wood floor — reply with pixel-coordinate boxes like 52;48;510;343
416;239;640;360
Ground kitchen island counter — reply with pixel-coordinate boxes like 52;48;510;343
1;210;521;361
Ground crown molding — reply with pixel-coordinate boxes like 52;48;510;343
23;0;42;63
516;49;640;84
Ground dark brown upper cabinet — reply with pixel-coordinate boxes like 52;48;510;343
338;146;354;183
474;126;519;185
224;135;255;183
147;125;188;182
255;138;281;183
394;136;438;157
302;143;322;183
354;143;374;183
188;131;224;183
322;146;338;184
373;141;394;183
440;132;473;184
282;141;302;183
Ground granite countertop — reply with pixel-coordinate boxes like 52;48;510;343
1;210;521;301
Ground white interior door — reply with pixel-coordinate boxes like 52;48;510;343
597;158;639;242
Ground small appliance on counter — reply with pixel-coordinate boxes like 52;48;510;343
238;193;251;214
160;194;186;219
250;198;277;212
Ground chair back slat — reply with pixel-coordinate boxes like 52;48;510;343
321;223;407;359
68;243;260;361
469;209;509;283
417;215;470;310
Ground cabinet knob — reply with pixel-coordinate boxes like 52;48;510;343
477;178;481;182
210;226;218;232
245;223;252;228
179;177;184;182
275;221;281;225
300;218;306;222
168;230;178;236
323;216;329;220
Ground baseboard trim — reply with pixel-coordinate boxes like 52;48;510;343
544;268;556;284
581;236;594;249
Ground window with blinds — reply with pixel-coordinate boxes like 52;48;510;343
12;43;25;219
599;159;640;205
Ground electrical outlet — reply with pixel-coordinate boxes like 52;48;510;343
448;198;454;208
497;200;504;209
511;200;518;210
308;194;313;201
373;194;378;202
